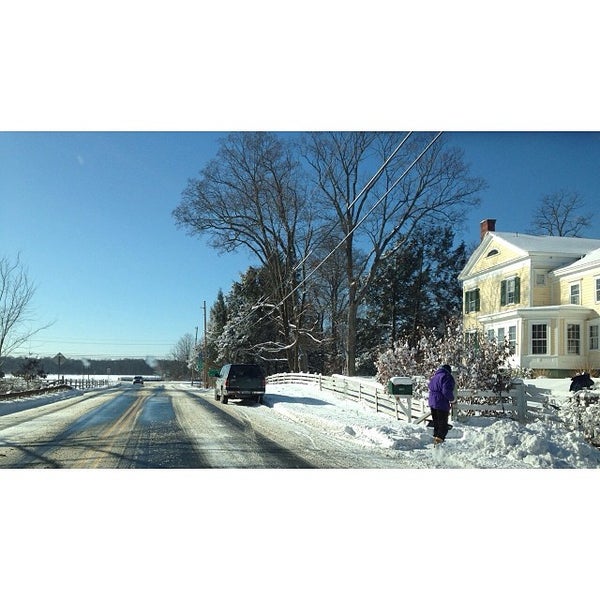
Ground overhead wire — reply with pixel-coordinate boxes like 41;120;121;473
246;131;444;335
290;132;413;275
292;132;444;297
230;132;416;336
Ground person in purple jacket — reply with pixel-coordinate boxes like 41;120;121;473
428;364;455;445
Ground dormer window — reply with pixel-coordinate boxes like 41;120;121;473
486;249;499;258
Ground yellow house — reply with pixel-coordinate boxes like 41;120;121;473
459;219;600;376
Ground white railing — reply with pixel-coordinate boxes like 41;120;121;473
266;373;535;424
266;372;429;423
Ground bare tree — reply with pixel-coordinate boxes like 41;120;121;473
171;333;195;363
529;190;592;237
302;132;486;376
168;332;196;380
0;254;52;369
173;132;318;371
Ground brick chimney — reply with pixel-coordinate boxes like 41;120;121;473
480;219;496;240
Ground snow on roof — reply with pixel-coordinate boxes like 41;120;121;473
491;231;600;256
553;245;600;274
459;231;600;280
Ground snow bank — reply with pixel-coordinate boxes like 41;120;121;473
0;387;84;416
265;378;600;468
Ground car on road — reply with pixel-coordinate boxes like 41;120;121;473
132;375;144;385
214;363;265;404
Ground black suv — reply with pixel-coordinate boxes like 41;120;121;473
214;363;265;404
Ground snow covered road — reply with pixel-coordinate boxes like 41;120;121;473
2;377;599;468
0;383;405;468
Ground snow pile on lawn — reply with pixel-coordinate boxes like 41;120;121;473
0;387;84;416
265;379;600;468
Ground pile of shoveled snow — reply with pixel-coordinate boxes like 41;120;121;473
264;381;600;468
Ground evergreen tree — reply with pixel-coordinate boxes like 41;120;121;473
358;225;468;374
217;267;280;368
13;357;47;381
206;290;228;367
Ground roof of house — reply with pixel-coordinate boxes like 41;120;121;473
489;232;600;255
553;246;600;275
459;231;600;280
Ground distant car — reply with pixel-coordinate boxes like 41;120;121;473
214;363;265;404
132;376;144;385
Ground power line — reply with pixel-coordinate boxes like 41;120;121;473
10;338;176;360
291;132;413;276
27;341;175;348
298;132;443;293
241;133;420;333
251;132;444;331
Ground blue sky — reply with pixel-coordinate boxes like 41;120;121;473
2;131;600;360
0;132;248;359
449;131;600;243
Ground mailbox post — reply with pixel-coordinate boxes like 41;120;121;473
388;377;413;396
388;377;414;422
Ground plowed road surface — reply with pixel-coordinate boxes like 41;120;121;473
0;383;400;468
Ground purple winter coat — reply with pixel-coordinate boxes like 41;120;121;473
428;366;455;411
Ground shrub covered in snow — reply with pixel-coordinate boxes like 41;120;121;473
375;317;514;398
559;389;600;446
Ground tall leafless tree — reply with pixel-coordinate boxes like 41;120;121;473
173;132;318;371
302;132;486;376
0;254;52;369
529;190;592;237
171;332;195;363
167;332;197;380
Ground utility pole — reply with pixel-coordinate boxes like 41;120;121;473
203;300;208;388
191;325;198;386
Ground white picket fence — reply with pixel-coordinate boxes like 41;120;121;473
266;372;533;425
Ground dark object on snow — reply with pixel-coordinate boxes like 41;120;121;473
570;373;594;393
427;421;452;430
213;363;265;404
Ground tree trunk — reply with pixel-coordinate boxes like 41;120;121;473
346;289;357;376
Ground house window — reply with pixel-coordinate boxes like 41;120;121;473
500;277;520;306
596;279;600;303
531;324;547;354
567;324;581;355
465;331;479;349
497;327;505;342
590;325;599;351
465;288;480;313
535;273;546;286
487;329;495;342
570;283;580;305
508;325;517;354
